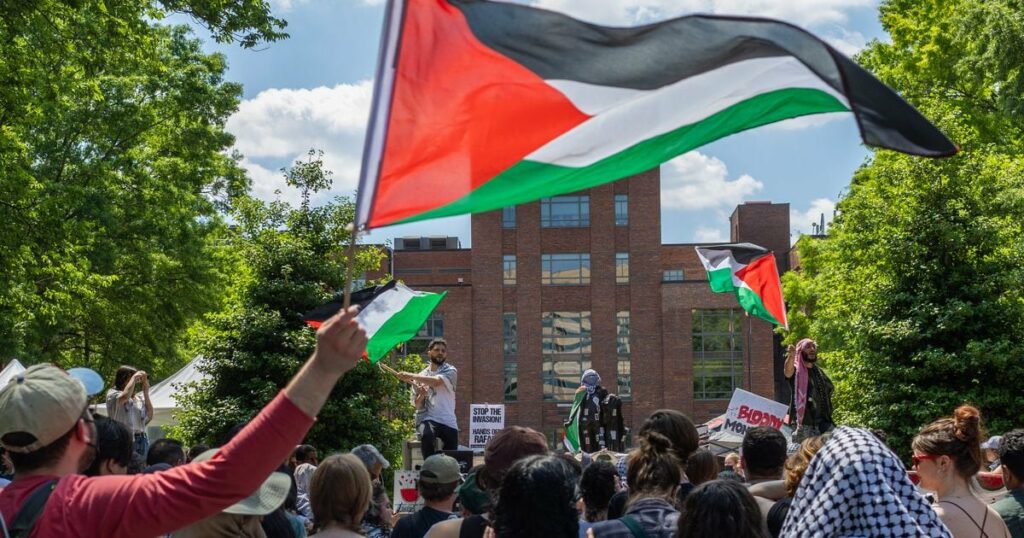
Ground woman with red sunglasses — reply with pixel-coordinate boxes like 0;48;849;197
912;405;1010;538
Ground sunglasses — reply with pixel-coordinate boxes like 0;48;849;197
911;454;942;466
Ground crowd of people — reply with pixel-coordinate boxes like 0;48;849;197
1;309;1023;538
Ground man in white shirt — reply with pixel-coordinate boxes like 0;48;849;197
396;338;458;459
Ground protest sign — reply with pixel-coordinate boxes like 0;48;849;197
723;389;788;436
469;404;505;449
393;470;423;513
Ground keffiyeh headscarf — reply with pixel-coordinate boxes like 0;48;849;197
581;369;601;395
781;427;952;538
793;338;815;425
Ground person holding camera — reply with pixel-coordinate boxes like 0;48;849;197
105;365;154;457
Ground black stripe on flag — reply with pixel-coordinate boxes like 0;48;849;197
703;242;770;265
448;0;957;157
302;280;397;326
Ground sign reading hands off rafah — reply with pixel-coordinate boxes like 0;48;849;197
469;404;505;449
724;389;789;435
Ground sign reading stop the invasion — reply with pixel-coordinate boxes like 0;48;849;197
469;404;505;449
723;389;789;436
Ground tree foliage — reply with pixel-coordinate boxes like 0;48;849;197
171;152;416;470
0;0;284;376
784;0;1024;456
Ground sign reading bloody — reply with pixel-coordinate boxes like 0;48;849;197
723;389;789;436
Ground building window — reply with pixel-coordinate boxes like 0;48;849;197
616;253;629;284
503;313;517;355
692;309;744;400
663;269;684;282
542;311;592;401
617;311;631;399
615;194;628;226
416;312;444;339
617;360;632;399
502;206;516;229
503;255;516;285
541;253;591;285
504;362;518;402
541;196;590;227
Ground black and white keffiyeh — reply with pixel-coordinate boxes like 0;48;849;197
780;427;952;538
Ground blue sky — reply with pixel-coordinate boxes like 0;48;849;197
176;0;887;247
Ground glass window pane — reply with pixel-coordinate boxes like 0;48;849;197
616;253;629;284
503;312;517;355
692;308;744;400
503;255;516;285
504;362;518;401
617;359;631;399
502;206;516;228
541;196;590;227
615;194;628;226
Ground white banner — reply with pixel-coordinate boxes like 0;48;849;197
393;470;423;513
469;404;505;449
723;389;789;436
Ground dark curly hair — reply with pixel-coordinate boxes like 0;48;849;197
636;409;699;464
678;480;769;538
741;426;787;479
684;449;719;487
998;429;1024;481
493;455;579;538
579;460;618;522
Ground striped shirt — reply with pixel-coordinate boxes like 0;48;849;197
105;388;150;433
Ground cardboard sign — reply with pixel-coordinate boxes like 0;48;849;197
469;404;505;449
393;470;423;513
723;389;789;436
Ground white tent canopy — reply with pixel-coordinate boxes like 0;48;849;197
0;359;26;387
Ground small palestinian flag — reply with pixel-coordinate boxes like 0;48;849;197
303;281;446;362
695;243;788;328
563;390;585;454
355;0;957;230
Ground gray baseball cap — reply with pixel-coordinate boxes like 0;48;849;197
419;454;462;484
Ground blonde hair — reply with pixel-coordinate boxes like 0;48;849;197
783;434;829;497
310;453;372;532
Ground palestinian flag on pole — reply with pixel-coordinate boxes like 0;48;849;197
563;389;585;453
355;0;956;230
303;281;446;363
695;243;788;328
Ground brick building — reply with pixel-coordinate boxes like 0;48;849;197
387;169;790;447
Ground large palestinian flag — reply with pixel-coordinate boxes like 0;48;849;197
303;281;446;362
355;0;957;230
695;243;787;328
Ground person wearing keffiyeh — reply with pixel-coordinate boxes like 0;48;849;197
780;427;953;538
784;338;835;442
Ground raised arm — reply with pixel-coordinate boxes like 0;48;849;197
116;373;141;405
398;372;445;388
86;305;368;538
784;344;796;379
140;373;154;424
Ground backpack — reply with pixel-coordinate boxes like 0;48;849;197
2;479;58;538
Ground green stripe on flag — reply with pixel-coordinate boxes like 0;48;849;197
563;390;585;453
398;88;848;224
735;287;781;327
706;267;737;293
365;291;447;363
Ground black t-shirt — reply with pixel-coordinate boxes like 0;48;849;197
391;506;456;538
767;496;792;538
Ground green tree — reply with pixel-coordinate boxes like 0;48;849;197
0;1;284;377
784;0;1024;456
171;152;417;470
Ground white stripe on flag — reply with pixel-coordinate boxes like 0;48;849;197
531;57;850;168
356;283;418;336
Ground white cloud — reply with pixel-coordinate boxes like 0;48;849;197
661;151;763;210
268;0;310;13
764;112;849;131
694;226;727;242
226;81;374;202
824;27;869;56
527;0;875;28
790;198;836;237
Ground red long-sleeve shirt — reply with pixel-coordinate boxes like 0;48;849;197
0;392;314;537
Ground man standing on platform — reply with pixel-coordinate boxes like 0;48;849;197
784;338;835;442
396;338;459;459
